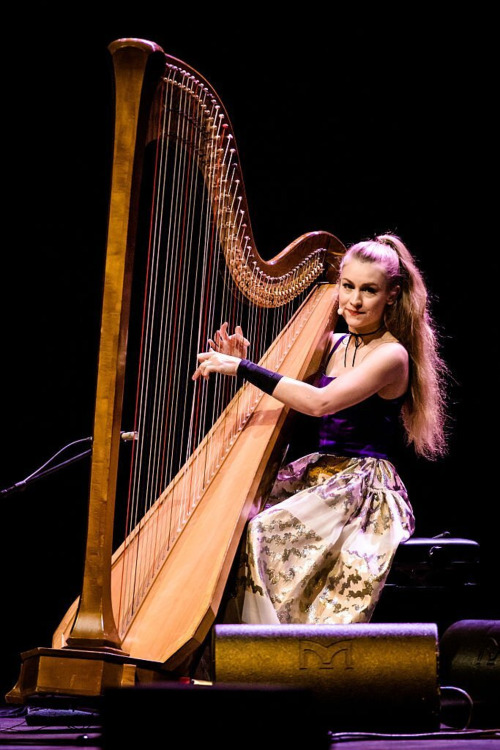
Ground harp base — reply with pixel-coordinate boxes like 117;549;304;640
4;646;176;705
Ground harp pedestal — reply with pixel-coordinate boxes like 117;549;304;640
6;647;172;705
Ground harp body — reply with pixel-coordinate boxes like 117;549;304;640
7;39;345;702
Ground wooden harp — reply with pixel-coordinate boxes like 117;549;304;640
7;38;345;703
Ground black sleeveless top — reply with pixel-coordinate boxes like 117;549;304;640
300;334;406;462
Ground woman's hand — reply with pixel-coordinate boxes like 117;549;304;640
192;350;241;381
208;323;250;358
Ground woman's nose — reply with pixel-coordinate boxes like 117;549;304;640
350;289;362;306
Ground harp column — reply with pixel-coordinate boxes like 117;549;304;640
65;39;166;652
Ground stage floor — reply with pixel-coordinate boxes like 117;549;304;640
0;704;498;750
0;705;101;749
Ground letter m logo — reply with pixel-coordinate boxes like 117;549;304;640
299;639;354;670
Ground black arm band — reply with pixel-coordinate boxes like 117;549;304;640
237;359;283;395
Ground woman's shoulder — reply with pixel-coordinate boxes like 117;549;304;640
367;337;409;375
375;339;409;399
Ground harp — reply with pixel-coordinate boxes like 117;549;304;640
7;38;345;703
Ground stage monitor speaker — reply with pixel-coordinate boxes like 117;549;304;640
440;619;500;728
101;681;330;749
214;623;440;732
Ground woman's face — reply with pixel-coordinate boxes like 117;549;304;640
338;258;398;332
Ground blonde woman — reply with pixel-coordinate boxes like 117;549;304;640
194;234;449;624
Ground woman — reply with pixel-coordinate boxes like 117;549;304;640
193;234;448;625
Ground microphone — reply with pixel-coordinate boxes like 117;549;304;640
338;307;344;315
121;431;138;442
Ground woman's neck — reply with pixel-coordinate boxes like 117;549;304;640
347;322;386;341
344;324;387;367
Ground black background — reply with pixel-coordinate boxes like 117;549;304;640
1;10;496;698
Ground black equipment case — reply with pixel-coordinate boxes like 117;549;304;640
373;534;481;632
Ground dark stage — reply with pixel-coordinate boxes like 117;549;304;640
1;10;498;749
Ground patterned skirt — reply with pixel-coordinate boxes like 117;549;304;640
240;452;415;625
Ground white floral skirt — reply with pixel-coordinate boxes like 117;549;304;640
241;452;415;625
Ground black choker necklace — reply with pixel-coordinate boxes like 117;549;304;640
344;325;385;367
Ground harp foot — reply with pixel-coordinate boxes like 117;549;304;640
4;646;172;705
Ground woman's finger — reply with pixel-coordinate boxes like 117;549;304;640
197;349;214;362
192;357;212;381
235;325;250;346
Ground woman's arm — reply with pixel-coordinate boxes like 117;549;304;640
273;344;408;415
193;343;408;417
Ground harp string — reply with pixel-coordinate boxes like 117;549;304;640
115;62;326;633
161;79;205;537
118;68;219;621
118;81;170;619
117;80;169;620
146;75;196;581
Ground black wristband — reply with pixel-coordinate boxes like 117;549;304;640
237;359;283;395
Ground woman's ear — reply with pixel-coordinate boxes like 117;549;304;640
387;284;401;305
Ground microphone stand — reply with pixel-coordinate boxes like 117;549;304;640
0;438;93;498
0;432;137;498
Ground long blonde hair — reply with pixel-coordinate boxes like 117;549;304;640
340;233;449;459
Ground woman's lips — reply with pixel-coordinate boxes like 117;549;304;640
347;308;364;315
